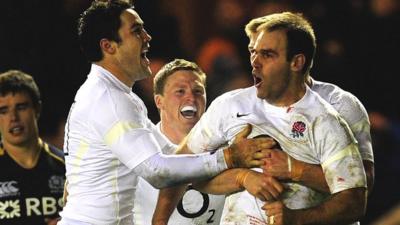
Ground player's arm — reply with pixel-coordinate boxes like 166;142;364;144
363;160;374;194
192;168;284;201
152;168;284;225
263;187;367;225
135;124;276;189
259;149;329;192
258;150;374;194
152;125;277;224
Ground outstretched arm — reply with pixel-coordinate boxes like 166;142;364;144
193;168;284;202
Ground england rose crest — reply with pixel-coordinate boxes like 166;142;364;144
291;121;306;138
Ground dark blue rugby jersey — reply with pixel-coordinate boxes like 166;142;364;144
0;139;65;225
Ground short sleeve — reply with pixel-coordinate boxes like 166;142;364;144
315;114;367;194
187;96;230;153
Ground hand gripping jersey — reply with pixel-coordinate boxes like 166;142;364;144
0;139;65;225
187;86;366;225
133;123;225;225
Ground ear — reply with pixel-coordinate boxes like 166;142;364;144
99;38;116;55
290;54;306;73
154;94;163;110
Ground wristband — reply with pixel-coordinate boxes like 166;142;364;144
290;156;305;181
236;170;251;188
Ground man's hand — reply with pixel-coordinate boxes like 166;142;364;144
262;200;299;225
258;149;292;180
225;124;276;168
255;149;307;182
241;170;284;201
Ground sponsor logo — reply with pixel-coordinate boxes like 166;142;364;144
0;200;20;219
0;181;19;198
236;113;250;118
48;176;65;193
0;197;63;219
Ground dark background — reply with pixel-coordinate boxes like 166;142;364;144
1;0;399;224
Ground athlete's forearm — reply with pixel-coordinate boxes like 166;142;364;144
292;187;367;224
294;160;330;193
134;151;227;189
152;185;188;225
295;159;374;194
192;168;245;195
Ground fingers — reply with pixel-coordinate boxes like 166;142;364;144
270;177;284;194
262;201;284;216
248;159;265;167
253;149;272;159
234;124;252;140
263;176;284;198
245;172;284;201
253;137;277;149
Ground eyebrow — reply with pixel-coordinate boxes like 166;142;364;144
259;48;278;55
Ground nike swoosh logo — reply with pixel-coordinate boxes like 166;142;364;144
236;113;250;118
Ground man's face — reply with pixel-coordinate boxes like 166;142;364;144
155;71;206;134
0;92;39;147
251;30;292;102
115;9;152;81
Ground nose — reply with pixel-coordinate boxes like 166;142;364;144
251;52;260;68
185;91;195;102
142;29;152;42
9;108;19;121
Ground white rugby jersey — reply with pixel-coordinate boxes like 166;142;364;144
310;78;374;162
187;86;366;225
60;64;172;225
133;123;225;225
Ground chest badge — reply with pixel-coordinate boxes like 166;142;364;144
290;121;306;138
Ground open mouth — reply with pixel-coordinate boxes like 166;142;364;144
180;105;197;119
141;45;150;65
253;74;262;87
9;125;24;135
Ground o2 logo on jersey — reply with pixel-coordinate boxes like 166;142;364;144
177;185;216;223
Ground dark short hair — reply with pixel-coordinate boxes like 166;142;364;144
153;59;206;95
0;70;41;108
78;0;132;62
257;12;316;74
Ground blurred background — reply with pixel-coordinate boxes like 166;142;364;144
1;0;399;224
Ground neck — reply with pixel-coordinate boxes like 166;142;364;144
95;61;135;87
3;138;42;169
268;80;307;107
160;122;186;145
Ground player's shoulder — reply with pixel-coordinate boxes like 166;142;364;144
311;79;368;118
0;146;7;161
312;79;364;106
41;140;65;165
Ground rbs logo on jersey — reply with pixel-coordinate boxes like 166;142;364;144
0;197;63;219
